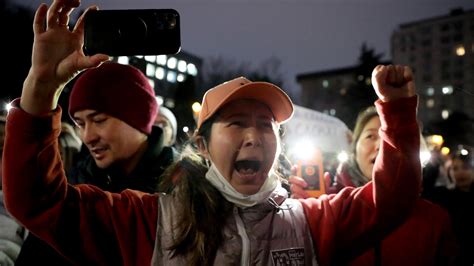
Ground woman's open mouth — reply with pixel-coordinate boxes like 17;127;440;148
235;160;262;176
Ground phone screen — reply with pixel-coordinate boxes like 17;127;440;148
296;148;325;197
301;164;320;190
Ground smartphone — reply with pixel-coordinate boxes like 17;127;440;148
83;9;181;56
296;149;325;197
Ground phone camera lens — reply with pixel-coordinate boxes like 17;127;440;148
165;14;177;29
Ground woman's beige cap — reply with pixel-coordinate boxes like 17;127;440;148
197;77;294;129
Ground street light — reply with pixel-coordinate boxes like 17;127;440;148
192;102;202;113
4;102;12;113
191;102;202;124
441;147;450;156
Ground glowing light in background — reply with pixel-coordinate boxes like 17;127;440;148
5;102;12;113
442;86;453;95
167;57;177;69
441;110;450;120
420;151;431;166
192;102;202;114
167;71;177;82
290;139;316;161
337;151;349;163
441;147;450;156
155;96;164;106
430;135;444;146
187;63;198;76
455;45;465;56
146;63;155;77
147;79;154;89
155;67;165;80
177;60;187;72
144;55;156;63
156;55;167;66
117;56;129;65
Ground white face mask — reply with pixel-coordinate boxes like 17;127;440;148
205;160;280;208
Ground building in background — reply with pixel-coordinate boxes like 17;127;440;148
296;66;357;126
391;8;474;128
297;8;474;149
296;53;390;129
111;50;203;110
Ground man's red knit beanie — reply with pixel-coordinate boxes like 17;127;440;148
69;62;158;135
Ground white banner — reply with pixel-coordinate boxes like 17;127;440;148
283;105;351;154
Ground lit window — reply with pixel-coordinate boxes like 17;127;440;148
148;79;154;89
455;45;465;56
177;74;185;82
117;56;129;65
145;55;156;63
426;99;435;108
155;67;165;80
357;75;364;81
365;78;372;86
442;86;453;94
155;96;164;106
329;109;336;116
322;80;329;88
146;64;156;77
165;98;175;108
167;57;177;69
441;109;450;120
187;63;198;76
135;55;143;59
426;87;435;96
178;60;187;72
167;71;177;82
157;55;167;66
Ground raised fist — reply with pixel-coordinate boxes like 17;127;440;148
371;65;416;102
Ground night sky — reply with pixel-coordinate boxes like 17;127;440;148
12;0;474;101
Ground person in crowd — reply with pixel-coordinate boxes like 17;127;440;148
0;191;26;266
15;8;177;266
3;0;422;265
290;105;458;265
424;149;474;265
154;105;178;147
59;121;82;176
0;115;27;266
422;147;454;194
66;62;177;192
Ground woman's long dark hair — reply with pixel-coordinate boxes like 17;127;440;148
159;116;233;265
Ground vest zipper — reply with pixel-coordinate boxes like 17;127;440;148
233;207;250;266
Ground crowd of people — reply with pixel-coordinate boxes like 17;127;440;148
0;0;473;265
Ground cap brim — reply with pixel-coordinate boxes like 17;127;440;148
212;82;294;124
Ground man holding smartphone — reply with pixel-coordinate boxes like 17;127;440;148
15;44;178;266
